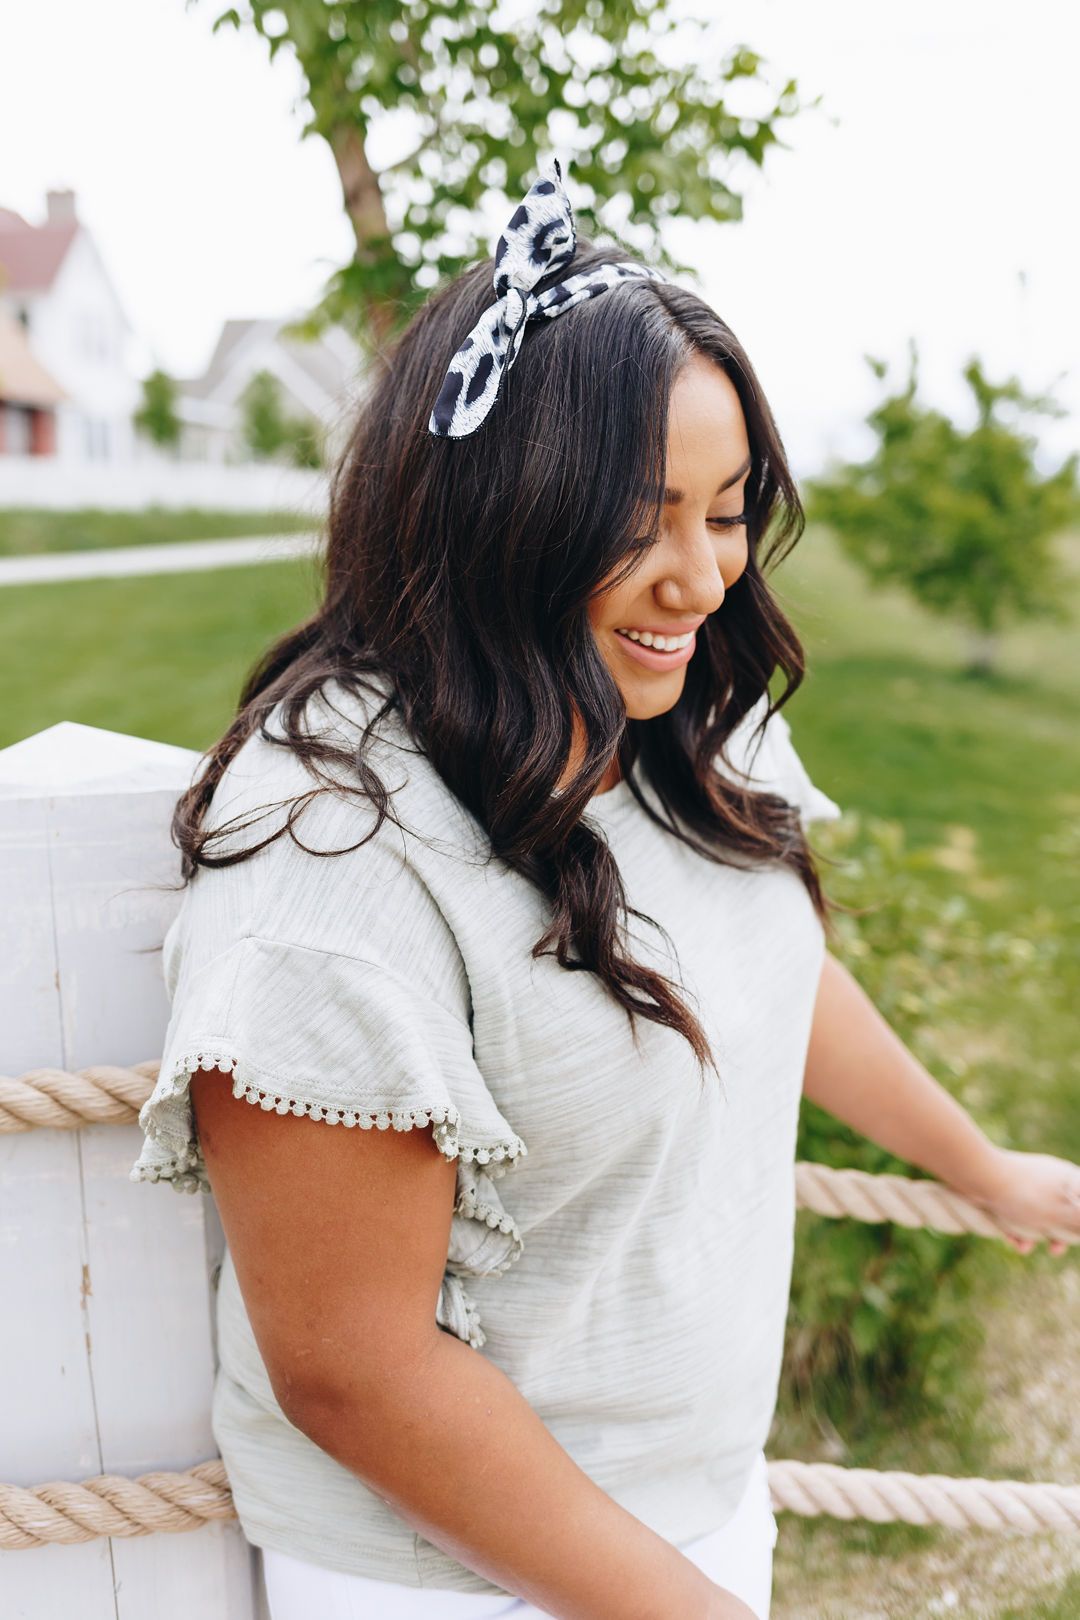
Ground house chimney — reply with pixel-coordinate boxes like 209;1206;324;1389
45;189;77;225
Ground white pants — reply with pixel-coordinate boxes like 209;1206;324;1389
262;1450;778;1619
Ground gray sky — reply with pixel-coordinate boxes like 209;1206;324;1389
1;0;1076;476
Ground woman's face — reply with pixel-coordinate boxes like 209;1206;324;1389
588;353;752;730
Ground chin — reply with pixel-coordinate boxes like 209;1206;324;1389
622;675;687;721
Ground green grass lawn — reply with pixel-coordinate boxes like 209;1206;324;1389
0;554;323;751
2;527;1077;1616
0;506;321;557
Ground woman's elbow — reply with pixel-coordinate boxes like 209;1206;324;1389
267;1317;446;1449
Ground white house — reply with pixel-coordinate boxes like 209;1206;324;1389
0;189;364;510
0;190;140;466
173;316;366;467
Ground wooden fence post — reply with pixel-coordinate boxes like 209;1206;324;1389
0;721;264;1620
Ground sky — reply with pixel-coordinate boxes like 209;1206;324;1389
1;0;1076;477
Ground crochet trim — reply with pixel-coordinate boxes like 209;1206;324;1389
129;1046;528;1348
438;1274;487;1350
456;1183;521;1241
133;1048;528;1176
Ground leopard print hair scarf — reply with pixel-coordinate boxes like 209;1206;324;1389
428;158;668;440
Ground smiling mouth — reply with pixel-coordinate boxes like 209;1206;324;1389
613;628;695;652
610;628;698;673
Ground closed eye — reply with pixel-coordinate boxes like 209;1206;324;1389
627;511;748;553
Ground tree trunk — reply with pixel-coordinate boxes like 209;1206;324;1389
328;120;398;349
966;627;1001;676
277;0;401;350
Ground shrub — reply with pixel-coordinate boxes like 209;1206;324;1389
781;812;1062;1456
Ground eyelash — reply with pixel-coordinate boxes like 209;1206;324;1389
628;511;749;554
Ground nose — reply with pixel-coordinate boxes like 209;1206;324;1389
654;524;738;617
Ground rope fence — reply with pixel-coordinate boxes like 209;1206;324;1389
794;1161;1080;1245
3;1057;1077;1550
4;1458;1079;1551
0;1061;158;1133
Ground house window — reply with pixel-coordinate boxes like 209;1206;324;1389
83;416;111;460
76;312;111;363
5;404;32;454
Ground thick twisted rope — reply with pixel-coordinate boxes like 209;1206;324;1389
3;1459;1077;1549
4;1065;1079;1550
0;1061;159;1132
794;1162;1079;1245
0;1461;232;1549
5;1061;1077;1246
767;1460;1080;1536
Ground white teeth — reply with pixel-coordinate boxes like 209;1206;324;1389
615;628;694;652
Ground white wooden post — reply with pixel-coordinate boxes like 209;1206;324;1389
0;723;264;1620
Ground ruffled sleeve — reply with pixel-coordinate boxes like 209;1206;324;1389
719;694;842;827
130;934;526;1351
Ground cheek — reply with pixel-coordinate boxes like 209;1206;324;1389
726;537;751;586
589;581;632;636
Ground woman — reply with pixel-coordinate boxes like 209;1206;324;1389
132;163;1080;1619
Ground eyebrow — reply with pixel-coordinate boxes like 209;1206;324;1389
661;454;752;505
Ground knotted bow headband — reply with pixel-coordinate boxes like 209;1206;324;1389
428;158;669;439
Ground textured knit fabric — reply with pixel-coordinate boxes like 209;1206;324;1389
131;675;841;1594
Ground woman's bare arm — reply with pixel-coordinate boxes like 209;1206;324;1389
803;952;1080;1254
191;1072;758;1620
802;951;1003;1195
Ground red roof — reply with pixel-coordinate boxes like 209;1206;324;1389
0;217;78;294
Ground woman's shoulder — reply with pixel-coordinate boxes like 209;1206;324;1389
143;675;522;1217
200;672;485;870
716;693;842;829
206;672;462;836
171;673;477;1001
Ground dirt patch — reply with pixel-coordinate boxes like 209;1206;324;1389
771;1259;1080;1618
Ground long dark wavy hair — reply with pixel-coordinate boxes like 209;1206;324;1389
172;237;838;1081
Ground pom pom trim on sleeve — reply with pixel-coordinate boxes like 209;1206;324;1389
130;1047;529;1352
131;1048;528;1188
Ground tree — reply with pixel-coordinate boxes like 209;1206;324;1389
133;368;182;450
804;343;1079;675
240;369;291;461
287;416;325;469
201;0;814;351
239;369;325;467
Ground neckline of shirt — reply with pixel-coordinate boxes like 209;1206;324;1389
586;766;644;825
320;675;646;828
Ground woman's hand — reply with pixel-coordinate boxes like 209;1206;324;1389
801;957;1080;1263
959;1146;1080;1257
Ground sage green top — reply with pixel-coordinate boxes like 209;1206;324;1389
131;678;840;1592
